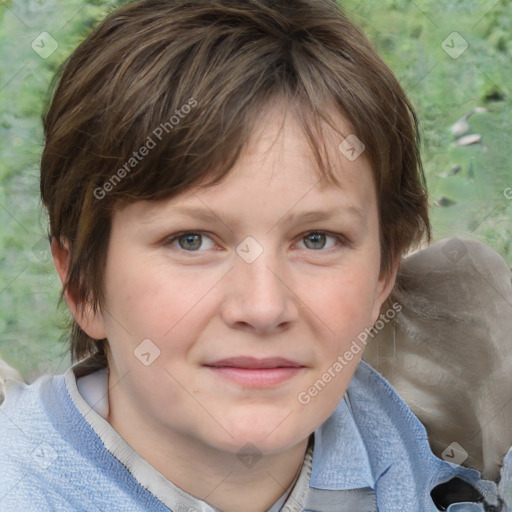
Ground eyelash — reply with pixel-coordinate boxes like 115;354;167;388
295;231;348;251
165;231;217;252
165;230;349;253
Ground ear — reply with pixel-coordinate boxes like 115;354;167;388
51;237;107;340
371;255;400;324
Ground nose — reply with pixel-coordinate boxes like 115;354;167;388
219;249;299;335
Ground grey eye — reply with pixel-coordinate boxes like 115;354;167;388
303;232;327;250
177;233;203;251
178;235;202;251
167;232;217;252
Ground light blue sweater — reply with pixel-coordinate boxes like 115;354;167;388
0;360;502;511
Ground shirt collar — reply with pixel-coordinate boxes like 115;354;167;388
74;361;381;495
71;364;316;512
310;395;375;491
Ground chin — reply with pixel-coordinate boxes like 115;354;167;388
208;413;309;455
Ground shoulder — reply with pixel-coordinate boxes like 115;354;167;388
0;373;108;510
0;374;58;436
343;361;502;511
0;369;170;511
0;374;75;510
347;359;434;446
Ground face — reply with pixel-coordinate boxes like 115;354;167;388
72;105;396;459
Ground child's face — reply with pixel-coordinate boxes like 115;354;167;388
84;105;396;458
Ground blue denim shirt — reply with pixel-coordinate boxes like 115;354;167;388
304;360;502;511
0;360;503;511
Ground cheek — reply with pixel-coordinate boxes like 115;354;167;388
305;268;378;341
104;260;221;340
294;275;376;426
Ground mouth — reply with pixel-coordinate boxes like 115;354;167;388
204;357;305;388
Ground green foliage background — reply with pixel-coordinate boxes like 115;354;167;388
0;0;511;380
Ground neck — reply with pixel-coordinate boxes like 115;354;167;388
107;386;309;512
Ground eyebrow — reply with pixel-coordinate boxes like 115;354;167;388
281;207;367;225
141;205;233;231
143;204;367;231
265;205;367;234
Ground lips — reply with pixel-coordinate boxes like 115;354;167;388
204;357;305;388
205;357;303;370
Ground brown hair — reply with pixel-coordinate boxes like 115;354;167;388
40;0;430;370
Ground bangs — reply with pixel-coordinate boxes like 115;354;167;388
40;0;429;366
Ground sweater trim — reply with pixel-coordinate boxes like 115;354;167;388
66;365;314;511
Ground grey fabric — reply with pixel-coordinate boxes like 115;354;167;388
75;368;315;512
304;487;377;512
363;237;512;481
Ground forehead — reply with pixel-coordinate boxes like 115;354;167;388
238;102;368;183
134;104;376;230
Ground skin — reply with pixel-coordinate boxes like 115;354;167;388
53;104;398;512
